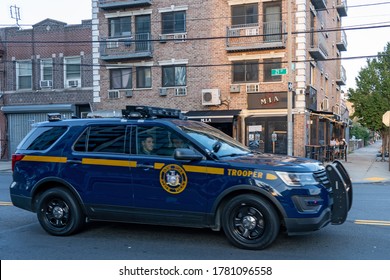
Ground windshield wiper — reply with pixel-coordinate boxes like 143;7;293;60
219;152;249;158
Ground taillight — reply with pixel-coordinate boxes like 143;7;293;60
11;154;25;172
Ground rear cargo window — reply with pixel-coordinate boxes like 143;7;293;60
18;126;67;151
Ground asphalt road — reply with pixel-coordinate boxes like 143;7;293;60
1;172;390;260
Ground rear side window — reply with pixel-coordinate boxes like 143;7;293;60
73;125;128;154
18;126;67;151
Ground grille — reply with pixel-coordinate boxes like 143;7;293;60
313;168;331;189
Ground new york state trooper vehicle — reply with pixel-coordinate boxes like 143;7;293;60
10;106;353;250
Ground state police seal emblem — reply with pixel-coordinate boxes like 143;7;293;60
159;164;188;194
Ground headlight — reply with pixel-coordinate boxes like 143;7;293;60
276;171;317;187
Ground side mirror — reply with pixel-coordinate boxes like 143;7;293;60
174;148;203;161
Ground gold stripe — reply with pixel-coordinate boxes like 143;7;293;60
266;173;278;180
154;163;165;169
183;165;225;175
82;158;136;168
22;155;67;163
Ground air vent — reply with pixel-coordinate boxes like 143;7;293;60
202;89;221;106
159;88;167;96
230;84;240;93
108;90;120;99
40;80;53;88
246;84;259;93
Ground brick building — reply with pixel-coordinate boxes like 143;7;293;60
92;0;350;157
0;19;93;158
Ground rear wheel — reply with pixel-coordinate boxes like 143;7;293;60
37;188;85;236
222;194;280;250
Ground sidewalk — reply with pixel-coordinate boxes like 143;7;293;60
0;142;389;183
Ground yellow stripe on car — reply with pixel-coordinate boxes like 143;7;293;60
22;155;67;163
82;158;137;168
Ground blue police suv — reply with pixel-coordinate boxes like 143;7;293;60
10;106;352;250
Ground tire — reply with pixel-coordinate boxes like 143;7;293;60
222;194;280;250
37;188;85;236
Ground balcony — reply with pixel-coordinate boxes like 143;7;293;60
336;65;346;86
226;21;286;52
311;0;327;10
336;29;347;51
99;0;152;10
100;33;152;61
336;0;348;17
308;31;328;60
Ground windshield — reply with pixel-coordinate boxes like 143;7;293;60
179;121;251;158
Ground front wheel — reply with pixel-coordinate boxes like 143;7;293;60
37;188;85;236
222;194;280;250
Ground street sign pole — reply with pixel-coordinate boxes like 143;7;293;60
287;0;293;156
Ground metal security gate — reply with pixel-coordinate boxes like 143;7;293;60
1;104;74;158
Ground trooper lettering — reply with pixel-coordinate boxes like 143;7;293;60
227;169;262;178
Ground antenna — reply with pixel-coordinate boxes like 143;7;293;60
10;5;21;27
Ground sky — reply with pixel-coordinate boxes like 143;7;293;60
1;0;390;91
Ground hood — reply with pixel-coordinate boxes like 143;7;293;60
221;153;323;172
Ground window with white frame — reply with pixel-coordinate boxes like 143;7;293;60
136;67;151;89
232;60;259;83
16;61;32;90
162;65;186;87
41;59;53;82
109;16;131;38
161;11;186;34
64;57;81;88
110;68;132;89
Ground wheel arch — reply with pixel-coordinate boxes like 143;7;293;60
30;177;87;215
210;185;287;231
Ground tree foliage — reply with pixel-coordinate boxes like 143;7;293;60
348;42;390;154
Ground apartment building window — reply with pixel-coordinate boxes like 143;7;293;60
16;61;32;90
41;59;53;82
263;58;282;82
231;4;258;26
162;65;186;87
263;2;282;42
109;16;131;37
110;68;132;89
136;67;151;89
232;60;259;83
64;57;81;88
161;11;186;34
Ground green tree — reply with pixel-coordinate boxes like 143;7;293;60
348;42;390;159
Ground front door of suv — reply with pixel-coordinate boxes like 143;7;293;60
130;124;209;226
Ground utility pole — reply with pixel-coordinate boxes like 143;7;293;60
10;5;21;27
287;0;293;156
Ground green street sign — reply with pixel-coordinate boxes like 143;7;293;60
271;68;288;76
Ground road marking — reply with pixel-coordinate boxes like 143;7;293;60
0;201;13;206
355;219;390;226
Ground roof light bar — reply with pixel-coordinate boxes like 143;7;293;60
122;106;185;119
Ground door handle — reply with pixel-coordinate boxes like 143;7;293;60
67;159;82;164
137;163;154;169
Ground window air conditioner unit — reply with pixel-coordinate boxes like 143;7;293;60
108;90;120;99
67;80;79;87
123;89;133;97
175;87;187;96
320;99;329;110
159;88;167;96
246;84;259;93
174;33;187;42
245;28;259;36
202;89;221;106
40;80;53;88
159;34;168;43
106;39;119;49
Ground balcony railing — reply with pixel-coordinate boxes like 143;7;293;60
311;0;327;10
99;0;152;10
100;33;153;61
226;21;286;51
336;29;347;51
309;31;328;60
336;65;347;86
336;0;348;17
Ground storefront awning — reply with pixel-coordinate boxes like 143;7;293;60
1;104;75;113
309;110;345;125
185;110;241;123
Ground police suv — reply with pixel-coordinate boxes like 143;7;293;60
10;106;353;250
